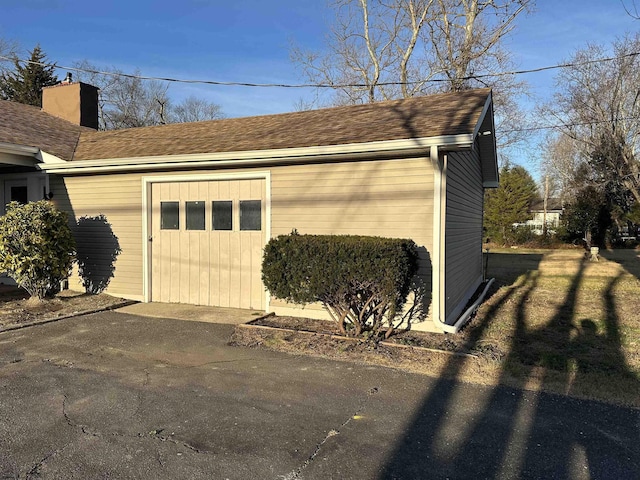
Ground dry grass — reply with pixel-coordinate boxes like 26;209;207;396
462;247;640;406
234;247;640;407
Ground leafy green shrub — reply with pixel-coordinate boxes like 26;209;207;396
0;201;75;299
262;232;419;340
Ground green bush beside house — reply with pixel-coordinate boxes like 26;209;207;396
262;231;419;340
0;200;75;300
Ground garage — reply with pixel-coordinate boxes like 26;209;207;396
148;176;267;310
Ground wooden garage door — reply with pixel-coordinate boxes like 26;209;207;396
150;179;266;309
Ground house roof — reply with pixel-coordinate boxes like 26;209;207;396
0;99;86;160
531;199;563;211
0;88;494;173
72;88;492;161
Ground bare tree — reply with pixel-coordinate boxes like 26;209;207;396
291;0;533;152
623;0;640;19
546;34;640;204
0;36;19;75
169;95;224;123
72;61;224;130
72;61;170;130
538;132;583;203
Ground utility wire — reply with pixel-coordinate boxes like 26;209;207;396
501;116;640;134
0;51;639;89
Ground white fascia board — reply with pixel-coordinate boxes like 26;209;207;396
0;142;40;167
38;134;475;174
0;152;39;167
0;142;39;157
472;92;493;139
37;151;67;164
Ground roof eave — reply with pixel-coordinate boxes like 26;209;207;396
39;134;475;174
472;92;499;188
0;142;40;167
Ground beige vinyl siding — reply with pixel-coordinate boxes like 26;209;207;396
50;174;144;299
270;157;434;315
272;158;433;243
49;156;434;307
444;150;484;324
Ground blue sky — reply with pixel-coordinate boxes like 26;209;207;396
1;0;638;172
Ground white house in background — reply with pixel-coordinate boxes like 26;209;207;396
525;199;563;235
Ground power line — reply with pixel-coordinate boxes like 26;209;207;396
0;51;639;89
501;116;640;134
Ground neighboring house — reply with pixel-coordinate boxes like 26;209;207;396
0;81;498;333
525;199;563;235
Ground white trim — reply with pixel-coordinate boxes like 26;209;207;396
37;151;67;164
39;135;475;174
472;92;493;139
0;153;38;168
141;171;272;311
430;145;443;329
0;142;39;156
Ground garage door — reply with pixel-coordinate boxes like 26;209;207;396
150;178;266;309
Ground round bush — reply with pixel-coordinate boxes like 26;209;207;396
0;200;75;299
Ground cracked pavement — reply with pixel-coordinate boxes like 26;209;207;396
0;311;638;479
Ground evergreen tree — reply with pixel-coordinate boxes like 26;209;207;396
484;165;539;244
0;45;58;107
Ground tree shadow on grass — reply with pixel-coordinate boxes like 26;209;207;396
600;248;640;281
380;257;640;479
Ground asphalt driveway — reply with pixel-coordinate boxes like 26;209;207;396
0;310;637;479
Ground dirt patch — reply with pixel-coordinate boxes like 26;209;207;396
0;287;131;330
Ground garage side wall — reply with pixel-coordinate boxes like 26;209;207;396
269;157;434;324
444;150;484;324
50;156;434;312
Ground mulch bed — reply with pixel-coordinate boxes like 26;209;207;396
0;287;131;330
230;315;506;375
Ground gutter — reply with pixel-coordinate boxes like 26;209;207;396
38;134;475;174
0;142;39;156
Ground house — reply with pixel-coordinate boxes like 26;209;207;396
525;199;563;235
0;81;498;333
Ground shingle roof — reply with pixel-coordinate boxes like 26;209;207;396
0;99;86;160
1;88;491;162
531;199;563;211
73;88;491;161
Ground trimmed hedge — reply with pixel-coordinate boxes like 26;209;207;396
262;232;419;339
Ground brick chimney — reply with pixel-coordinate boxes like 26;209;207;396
42;73;99;130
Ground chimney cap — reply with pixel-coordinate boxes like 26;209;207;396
62;72;73;84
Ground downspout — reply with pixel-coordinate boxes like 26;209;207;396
444;278;495;333
430;145;449;332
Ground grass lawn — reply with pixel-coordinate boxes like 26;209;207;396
460;247;640;406
234;247;639;407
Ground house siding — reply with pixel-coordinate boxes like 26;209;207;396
50;174;145;299
444;150;484;324
269;158;434;323
50;157;435;311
